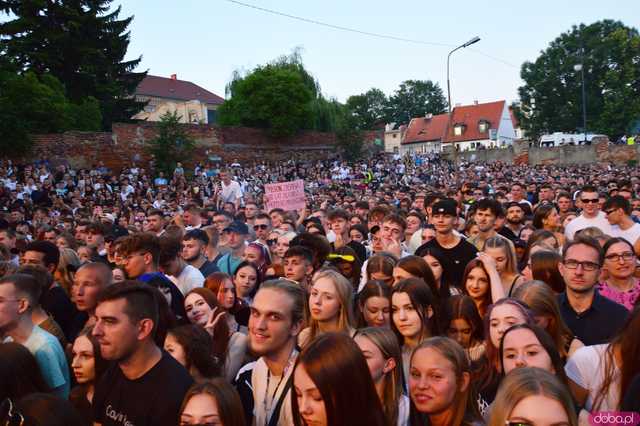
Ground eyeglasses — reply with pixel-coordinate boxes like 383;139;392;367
253;224;269;230
604;252;635;262
0;398;24;426
562;259;600;271
604;208;618;215
266;239;278;246
581;198;599;204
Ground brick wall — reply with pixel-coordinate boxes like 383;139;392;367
21;122;337;169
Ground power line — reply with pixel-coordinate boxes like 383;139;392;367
222;0;518;68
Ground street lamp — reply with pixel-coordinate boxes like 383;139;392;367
574;61;587;144
447;36;481;113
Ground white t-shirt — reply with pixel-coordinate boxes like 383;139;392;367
565;344;620;411
609;222;640;245
169;264;204;295
220;180;243;203
564;211;613;240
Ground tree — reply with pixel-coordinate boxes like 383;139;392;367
385;80;447;125
147;111;196;174
0;71;102;156
218;52;318;138
335;106;364;161
0;0;147;130
345;88;388;130
517;20;640;140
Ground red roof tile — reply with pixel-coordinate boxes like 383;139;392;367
443;100;505;143
136;75;224;105
402;113;449;144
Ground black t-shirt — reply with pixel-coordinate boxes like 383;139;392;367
42;284;78;341
417;237;478;289
93;351;193;426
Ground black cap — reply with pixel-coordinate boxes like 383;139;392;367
431;199;457;216
223;221;249;235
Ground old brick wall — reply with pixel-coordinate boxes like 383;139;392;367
21;122;337;170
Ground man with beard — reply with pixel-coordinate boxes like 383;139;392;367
92;282;193;426
235;280;304;426
502;202;526;240
181;229;219;278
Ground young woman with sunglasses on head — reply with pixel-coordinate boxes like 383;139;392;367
409;337;481;426
391;277;438;384
291;333;386;426
488;367;577;426
598;237;640;310
357;280;392;328
298;268;356;348
355;327;410;426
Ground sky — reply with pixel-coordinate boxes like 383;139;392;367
120;0;639;107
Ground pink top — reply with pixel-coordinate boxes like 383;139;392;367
597;280;640;311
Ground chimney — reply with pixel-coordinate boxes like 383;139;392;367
170;74;177;80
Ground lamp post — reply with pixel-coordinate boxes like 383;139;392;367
574;62;587;144
447;36;481;113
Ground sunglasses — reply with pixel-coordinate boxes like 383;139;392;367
604;209;617;215
267;239;278;246
253;224;269;230
327;253;356;262
580;198;599;204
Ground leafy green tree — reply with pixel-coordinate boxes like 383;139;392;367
518;20;640;140
335;106;364;161
147;111;196;174
0;71;102;155
385;80;447;125
0;0;146;130
219;52;317;138
345;88;388;130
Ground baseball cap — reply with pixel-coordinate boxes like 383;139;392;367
223;221;249;235
431;199;457;216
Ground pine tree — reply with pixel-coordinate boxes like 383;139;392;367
0;0;147;130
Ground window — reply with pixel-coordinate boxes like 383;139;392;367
392;133;397;138
454;125;464;136
207;109;218;124
478;120;489;133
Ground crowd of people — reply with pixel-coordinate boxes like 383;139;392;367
1;154;640;426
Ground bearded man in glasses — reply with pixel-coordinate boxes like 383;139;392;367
564;185;613;240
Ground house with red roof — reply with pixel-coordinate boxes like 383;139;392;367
133;74;224;124
443;100;517;151
399;113;449;155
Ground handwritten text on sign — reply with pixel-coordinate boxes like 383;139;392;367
264;180;305;212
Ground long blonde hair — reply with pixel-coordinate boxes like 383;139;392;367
307;268;354;343
488;367;578;426
355;327;403;426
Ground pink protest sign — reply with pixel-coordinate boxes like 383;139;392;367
264;179;305;211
